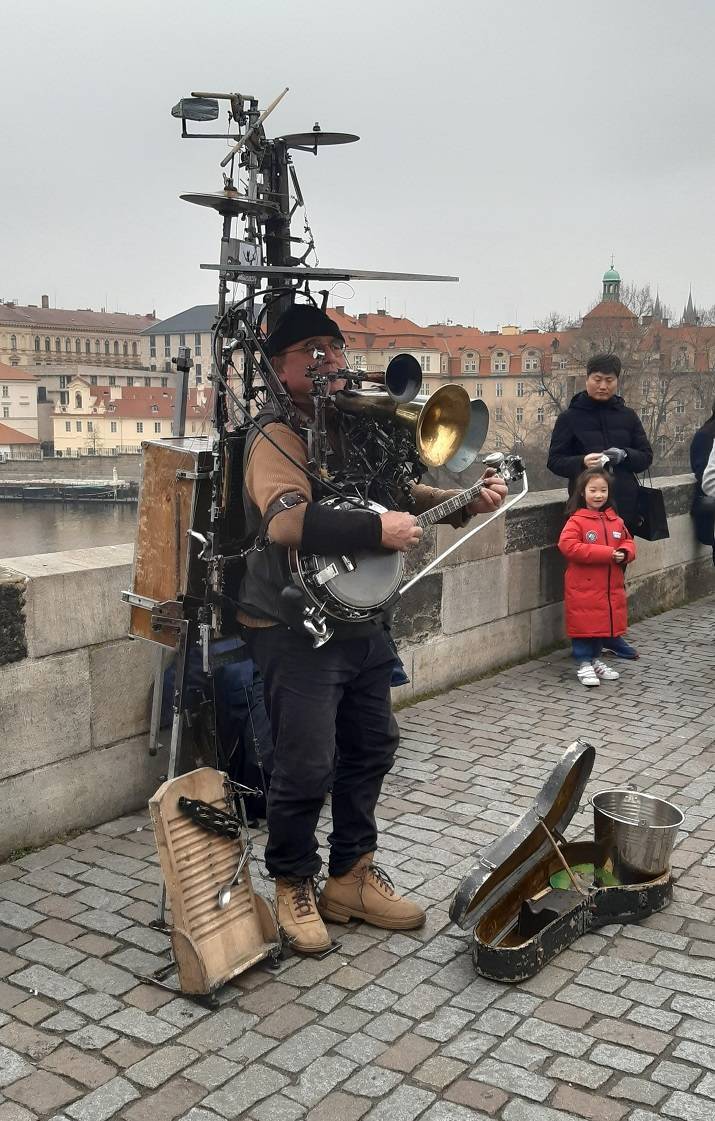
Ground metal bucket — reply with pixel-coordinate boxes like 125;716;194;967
590;789;684;881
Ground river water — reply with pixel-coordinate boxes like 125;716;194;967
0;502;137;559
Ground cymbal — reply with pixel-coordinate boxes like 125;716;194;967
201;263;459;283
180;191;279;219
278;129;359;149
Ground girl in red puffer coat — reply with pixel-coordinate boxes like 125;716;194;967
558;468;637;687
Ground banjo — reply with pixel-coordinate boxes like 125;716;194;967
288;453;525;635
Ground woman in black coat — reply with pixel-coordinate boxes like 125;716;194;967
689;405;715;562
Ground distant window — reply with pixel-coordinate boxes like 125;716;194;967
133;341;138;356
87;420;93;432
10;334;17;350
114;341;119;355
151;403;158;414
420;382;431;395
104;340;110;355
127;376;134;387
110;421;117;433
695;392;704;411
65;420;71;432
495;382;503;398
45;337;51;352
59;391;68;405
136;422;144;433
2;406;8;418
195;363;202;384
164;361;172;372
38;387;47;403
179;333;186;346
34;336;40;352
90;375;98;385
154;421;161;433
150;339;157;357
55;337;61;352
76;420;82;431
675;425;686;443
108;375;116;386
194;332;202;355
537;383;545;396
474;382;483;398
65;338;71;352
164;334;171;358
464;357;478;372
516;407;524;423
675;399;685;415
516;381;525;398
74;392;82;408
144;377;151;387
1;385;8;398
75;339;81;354
495;434;504;449
495;406;504;422
59;376;67;389
85;340;91;355
123;342;128;356
95;339;100;353
161;377;168;387
537;406;545;424
420;355;431;372
492;351;508;373
523;351;540;372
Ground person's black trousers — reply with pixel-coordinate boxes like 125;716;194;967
247;624;399;880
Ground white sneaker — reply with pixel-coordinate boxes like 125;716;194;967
593;659;620;681
577;662;599;687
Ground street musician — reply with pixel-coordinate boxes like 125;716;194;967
238;303;507;954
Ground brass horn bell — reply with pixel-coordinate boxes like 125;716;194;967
334;382;471;468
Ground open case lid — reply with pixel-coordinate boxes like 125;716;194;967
450;739;595;930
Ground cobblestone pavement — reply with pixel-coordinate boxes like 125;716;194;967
1;599;715;1121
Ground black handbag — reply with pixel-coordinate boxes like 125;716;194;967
633;473;669;541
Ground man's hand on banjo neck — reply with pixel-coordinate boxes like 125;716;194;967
380;470;507;553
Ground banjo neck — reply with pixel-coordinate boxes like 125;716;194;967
416;475;490;529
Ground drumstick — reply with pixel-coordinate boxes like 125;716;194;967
220;87;289;168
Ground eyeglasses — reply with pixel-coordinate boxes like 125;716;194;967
281;339;346;358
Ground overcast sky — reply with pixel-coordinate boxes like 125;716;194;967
3;0;714;330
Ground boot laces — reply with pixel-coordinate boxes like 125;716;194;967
288;877;315;917
365;862;395;896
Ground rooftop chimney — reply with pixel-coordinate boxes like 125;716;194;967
41;294;49;309
335;306;345;315
377;308;386;316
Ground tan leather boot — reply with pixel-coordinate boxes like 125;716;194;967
318;853;425;930
275;877;332;954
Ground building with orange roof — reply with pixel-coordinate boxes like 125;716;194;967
52;377;212;457
0;362;40;440
0;421;41;461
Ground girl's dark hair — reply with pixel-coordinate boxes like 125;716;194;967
565;467;617;516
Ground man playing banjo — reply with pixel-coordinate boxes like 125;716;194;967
238;303;507;954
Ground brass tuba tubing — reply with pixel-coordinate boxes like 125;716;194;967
333;383;471;468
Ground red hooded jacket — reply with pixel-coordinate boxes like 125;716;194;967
558;506;637;638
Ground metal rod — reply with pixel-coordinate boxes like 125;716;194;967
399;473;529;597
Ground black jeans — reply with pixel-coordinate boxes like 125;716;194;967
247;624;399;879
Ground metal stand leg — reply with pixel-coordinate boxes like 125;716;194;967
154;619;192;928
148;647;169;758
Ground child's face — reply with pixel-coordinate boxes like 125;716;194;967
584;478;609;509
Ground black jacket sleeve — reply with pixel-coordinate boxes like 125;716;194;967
624;414;653;474
547;412;585;479
690;430;714;484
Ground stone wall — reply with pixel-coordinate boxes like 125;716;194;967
0;474;712;859
0;453;142;482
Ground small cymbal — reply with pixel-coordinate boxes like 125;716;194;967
279;129;359;149
180;191;279;219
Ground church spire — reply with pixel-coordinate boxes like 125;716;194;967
681;287;698;326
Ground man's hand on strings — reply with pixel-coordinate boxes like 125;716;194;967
380;511;423;552
466;469;508;516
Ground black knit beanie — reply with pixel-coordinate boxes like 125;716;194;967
265;305;344;358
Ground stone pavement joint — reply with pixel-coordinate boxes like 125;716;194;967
0;600;714;1120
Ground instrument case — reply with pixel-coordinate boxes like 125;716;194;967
449;740;673;982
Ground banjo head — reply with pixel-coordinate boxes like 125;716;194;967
315;546;404;612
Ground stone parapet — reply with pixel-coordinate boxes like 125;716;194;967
0;474;712;857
